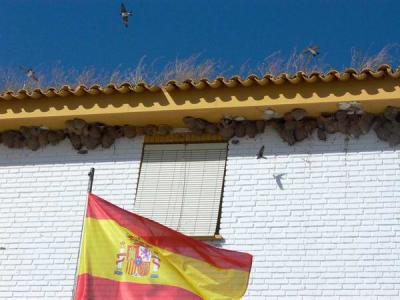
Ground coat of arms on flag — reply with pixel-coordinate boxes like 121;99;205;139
74;193;252;300
114;236;160;278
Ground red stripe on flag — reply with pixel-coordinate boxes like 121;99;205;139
75;274;201;300
86;193;252;273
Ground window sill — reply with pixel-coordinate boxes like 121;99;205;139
192;234;224;241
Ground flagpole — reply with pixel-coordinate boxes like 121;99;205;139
87;168;95;193
72;168;95;300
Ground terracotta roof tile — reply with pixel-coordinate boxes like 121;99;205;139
1;65;399;101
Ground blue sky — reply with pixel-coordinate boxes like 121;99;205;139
0;0;399;74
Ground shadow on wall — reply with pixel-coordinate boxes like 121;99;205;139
227;130;400;157
0;138;144;167
0;130;399;168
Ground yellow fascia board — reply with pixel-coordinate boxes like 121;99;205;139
0;78;399;131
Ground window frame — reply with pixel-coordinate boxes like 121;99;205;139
134;134;228;241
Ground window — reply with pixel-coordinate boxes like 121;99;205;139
134;142;227;237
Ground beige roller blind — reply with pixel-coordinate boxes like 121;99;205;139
134;143;227;236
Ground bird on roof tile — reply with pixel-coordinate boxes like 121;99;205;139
23;68;39;82
303;46;320;57
120;3;133;28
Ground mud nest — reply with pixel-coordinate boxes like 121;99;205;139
0;106;399;152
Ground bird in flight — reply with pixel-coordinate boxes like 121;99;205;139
303;45;320;57
22;68;39;82
120;3;133;28
256;145;266;159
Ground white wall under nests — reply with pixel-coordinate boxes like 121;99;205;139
1;131;400;299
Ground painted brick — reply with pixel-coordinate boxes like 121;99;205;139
1;130;400;299
220;131;400;299
0;138;143;299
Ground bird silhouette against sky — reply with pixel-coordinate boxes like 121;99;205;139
303;45;320;57
120;3;133;28
22;68;39;82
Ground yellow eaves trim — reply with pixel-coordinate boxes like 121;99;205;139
1;65;400;131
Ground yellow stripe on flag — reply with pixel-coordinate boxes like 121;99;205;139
79;218;250;300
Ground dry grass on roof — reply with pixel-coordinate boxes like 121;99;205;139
0;45;399;94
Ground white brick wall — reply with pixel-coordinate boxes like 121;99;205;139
1;131;400;299
221;130;400;300
0;138;144;299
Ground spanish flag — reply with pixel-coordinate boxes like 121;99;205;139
75;193;252;300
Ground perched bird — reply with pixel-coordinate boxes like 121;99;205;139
273;173;286;190
256;145;266;159
231;139;240;145
303;46;320;57
0;247;5;250
23;68;39;82
120;3;133;28
223;115;246;122
77;149;88;155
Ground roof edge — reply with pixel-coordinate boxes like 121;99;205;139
1;64;399;101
